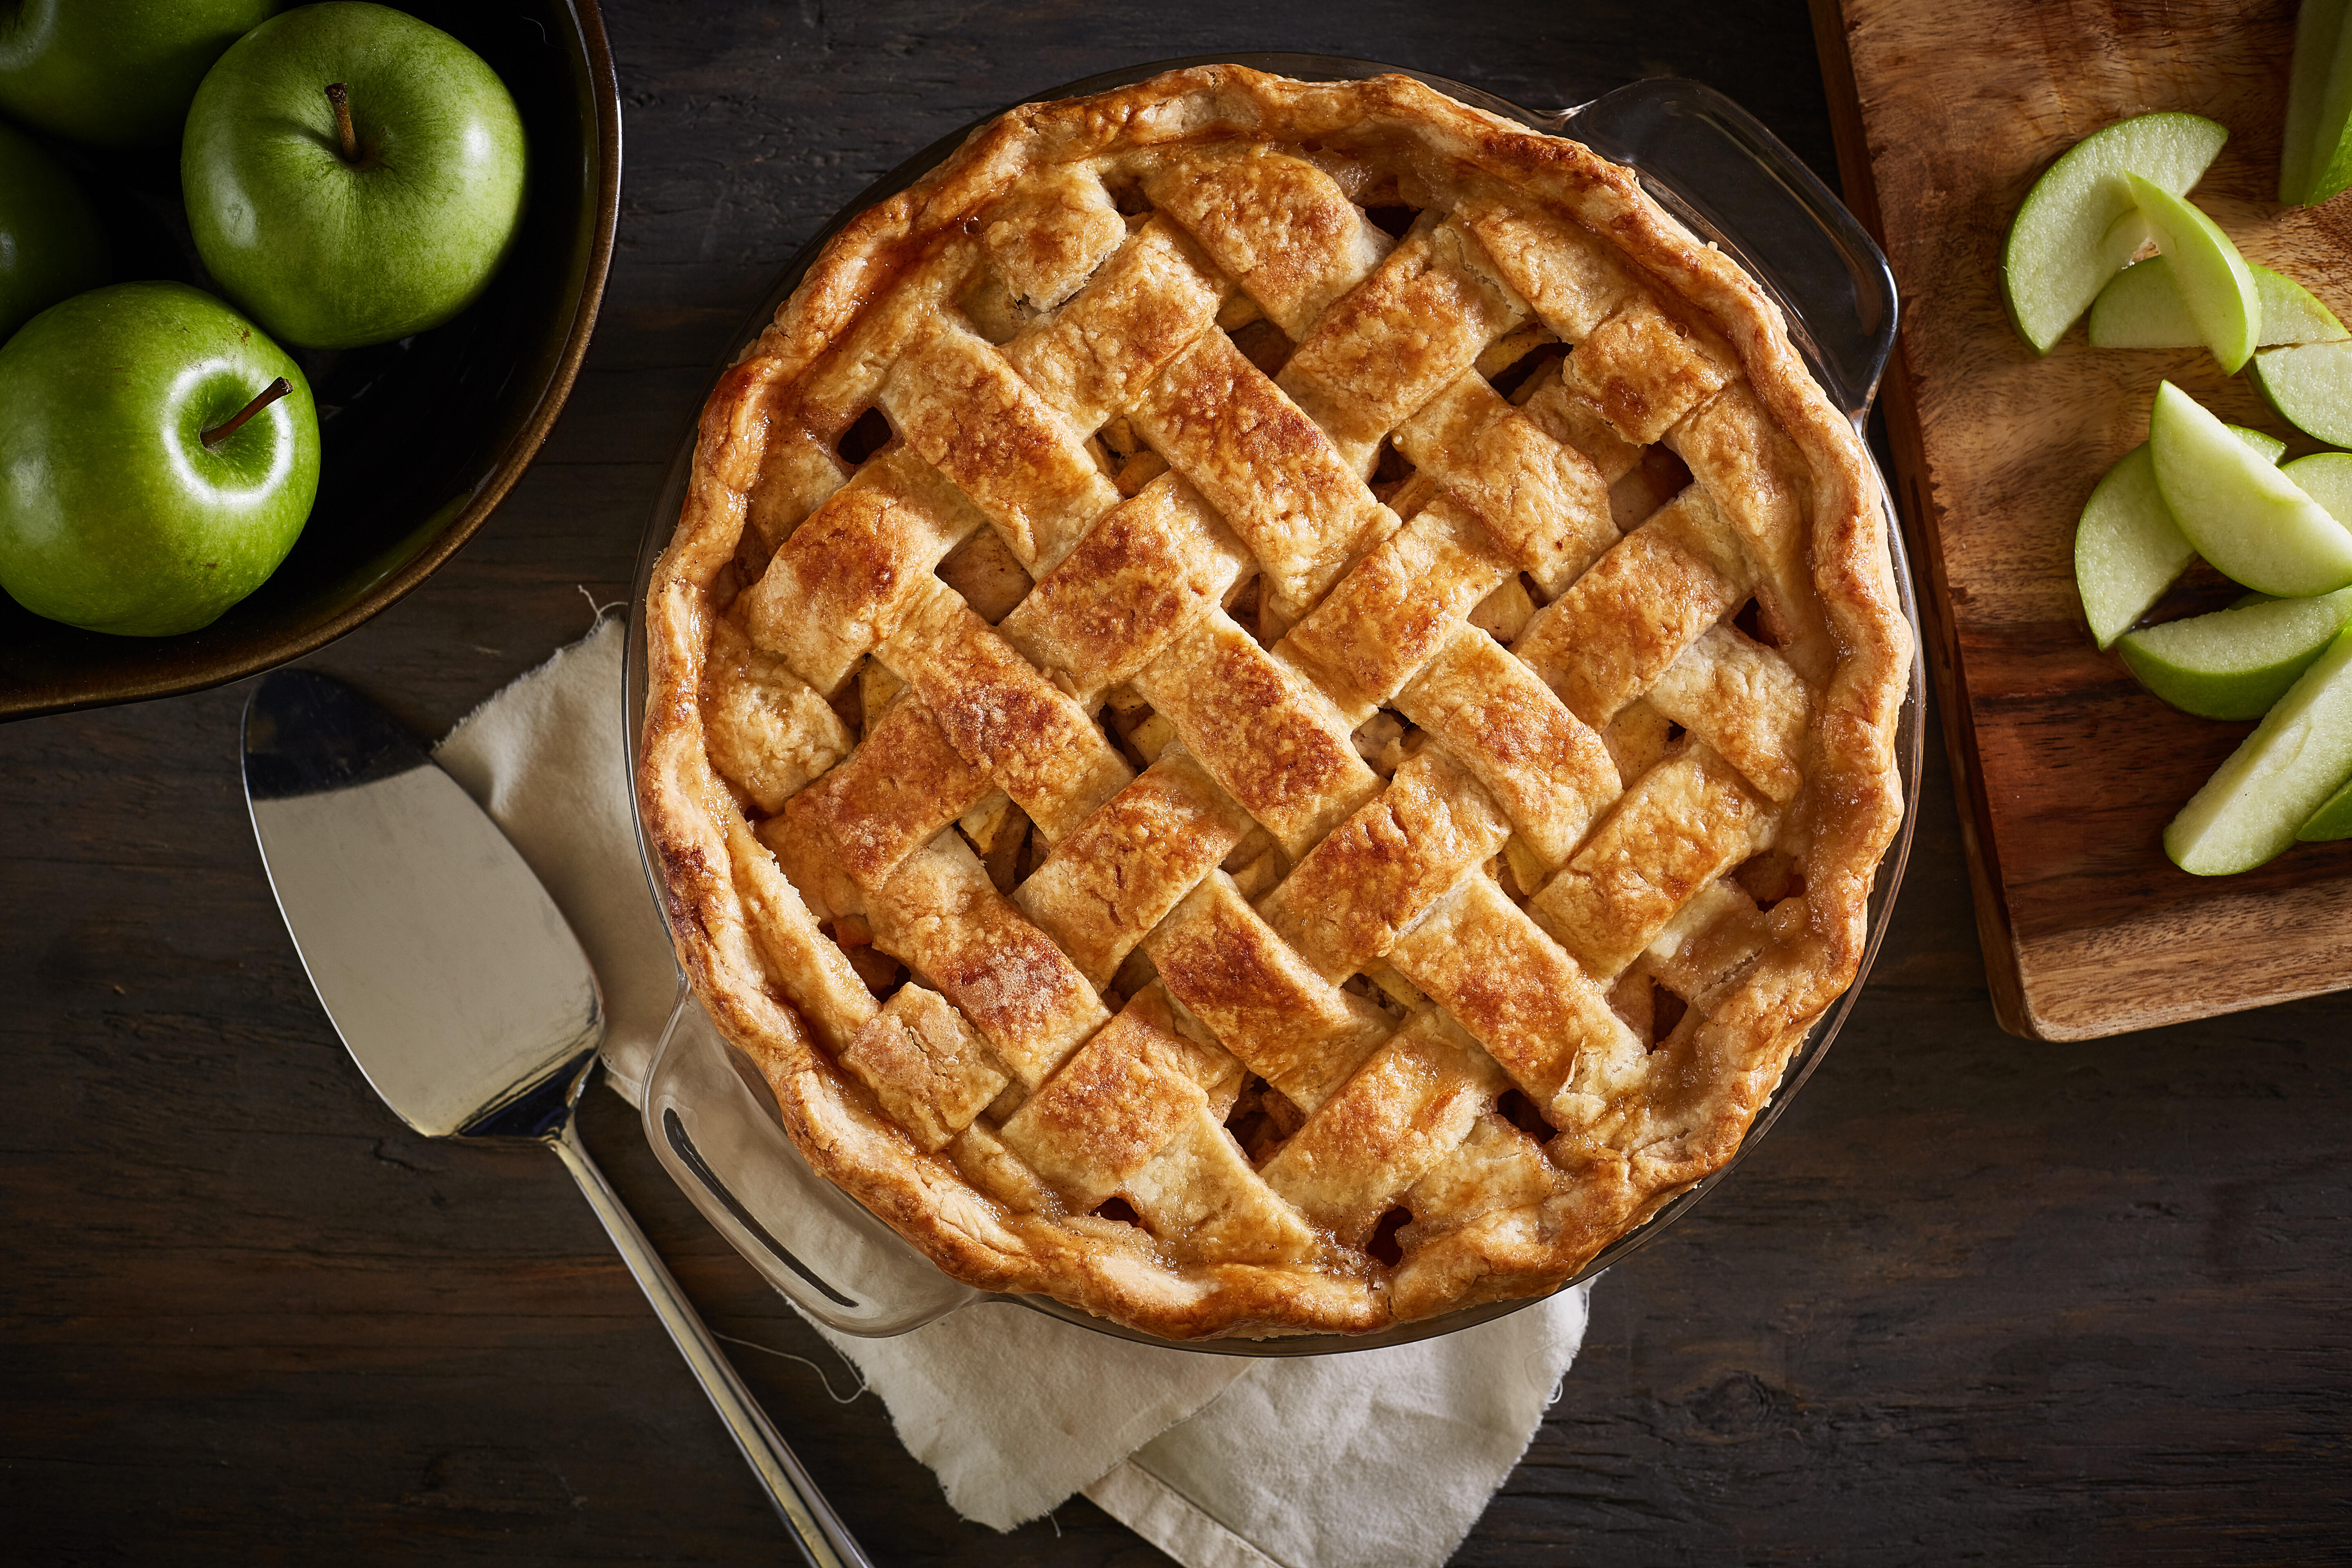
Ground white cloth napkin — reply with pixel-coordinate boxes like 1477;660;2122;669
434;617;1592;1568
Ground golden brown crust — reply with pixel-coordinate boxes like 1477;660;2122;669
638;65;1909;1341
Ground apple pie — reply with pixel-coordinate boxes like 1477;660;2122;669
638;65;1909;1339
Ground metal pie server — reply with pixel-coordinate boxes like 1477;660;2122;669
241;668;871;1568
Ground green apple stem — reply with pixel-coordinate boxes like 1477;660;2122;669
325;82;357;163
202;378;294;448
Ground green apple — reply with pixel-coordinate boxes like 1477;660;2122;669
2002;112;2228;354
0;281;318;636
2117;586;2352;719
2250;340;2352;447
2121;174;2260;374
0;118;108;342
2166;620;2352;874
2281;0;2352;205
183;2;528;350
0;0;285;148
2089;258;2349;350
2074;423;2285;649
2149;381;2352;597
2297;773;2352;840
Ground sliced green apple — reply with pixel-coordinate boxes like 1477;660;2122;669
2089;258;2350;349
2117;586;2352;719
2076;423;2288;648
2281;0;2352;206
2299;773;2352;840
2283;451;2352;521
2251;340;2352;446
2166;620;2352;874
2123;174;2260;373
2150;381;2352;597
2002;112;2229;355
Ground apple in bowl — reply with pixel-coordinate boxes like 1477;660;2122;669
183;1;530;350
0;282;319;636
0;0;285;147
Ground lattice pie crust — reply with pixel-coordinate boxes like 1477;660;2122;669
639;66;1909;1339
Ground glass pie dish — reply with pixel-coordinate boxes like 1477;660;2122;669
624;54;1922;1354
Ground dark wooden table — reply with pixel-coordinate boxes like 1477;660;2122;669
6;3;2349;1562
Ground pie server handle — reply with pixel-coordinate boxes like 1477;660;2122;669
1561;75;1901;421
550;1118;876;1568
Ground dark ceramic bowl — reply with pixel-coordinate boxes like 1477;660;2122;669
0;0;621;722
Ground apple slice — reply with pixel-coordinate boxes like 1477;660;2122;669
2150;381;2352;597
2089;258;2349;349
2121;174;2260;373
2166;620;2352;874
2117;586;2352;719
2300;774;2352;840
2076;423;2287;648
2283;451;2352;519
2251;340;2352;447
2281;0;2352;205
2002;112;2228;354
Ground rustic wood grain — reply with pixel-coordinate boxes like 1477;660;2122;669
4;2;2349;1563
1814;0;2352;1040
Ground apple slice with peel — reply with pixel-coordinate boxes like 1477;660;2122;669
2151;381;2352;597
2166;620;2352;874
2122;174;2260;373
2281;0;2352;205
2076;423;2287;648
2118;586;2352;719
2002;112;2228;354
2251;341;2352;447
2300;774;2352;841
2089;258;2349;350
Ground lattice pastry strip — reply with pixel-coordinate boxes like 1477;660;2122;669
998;214;1229;434
778;693;991;893
1526;745;1774;985
1145;871;1396;1116
1274;213;1529;474
880;318;1124;575
837;983;1009;1154
1385;872;1642;1128
1512;483;1755;728
1276;494;1515;724
1013;747;1255;988
1665;378;1836;685
699;615;853;815
1123;1103;1321;1265
1562;292;1737;446
744;238;984;545
1257;1008;1508;1249
876;575;1133;842
1642;624;1813;804
996;469;1251;709
1456;202;1638;345
1128;607;1380;860
1142;144;1392;341
1392;626;1621;871
1389;369;1617;596
1128;325;1398;619
1255;748;1514;984
977;163;1129;312
855;833;1109;1091
739;443;988;697
996;989;1222;1207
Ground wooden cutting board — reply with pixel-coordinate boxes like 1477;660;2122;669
1811;0;2352;1040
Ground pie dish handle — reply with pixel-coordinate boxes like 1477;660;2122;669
1559;76;1898;419
641;985;985;1336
